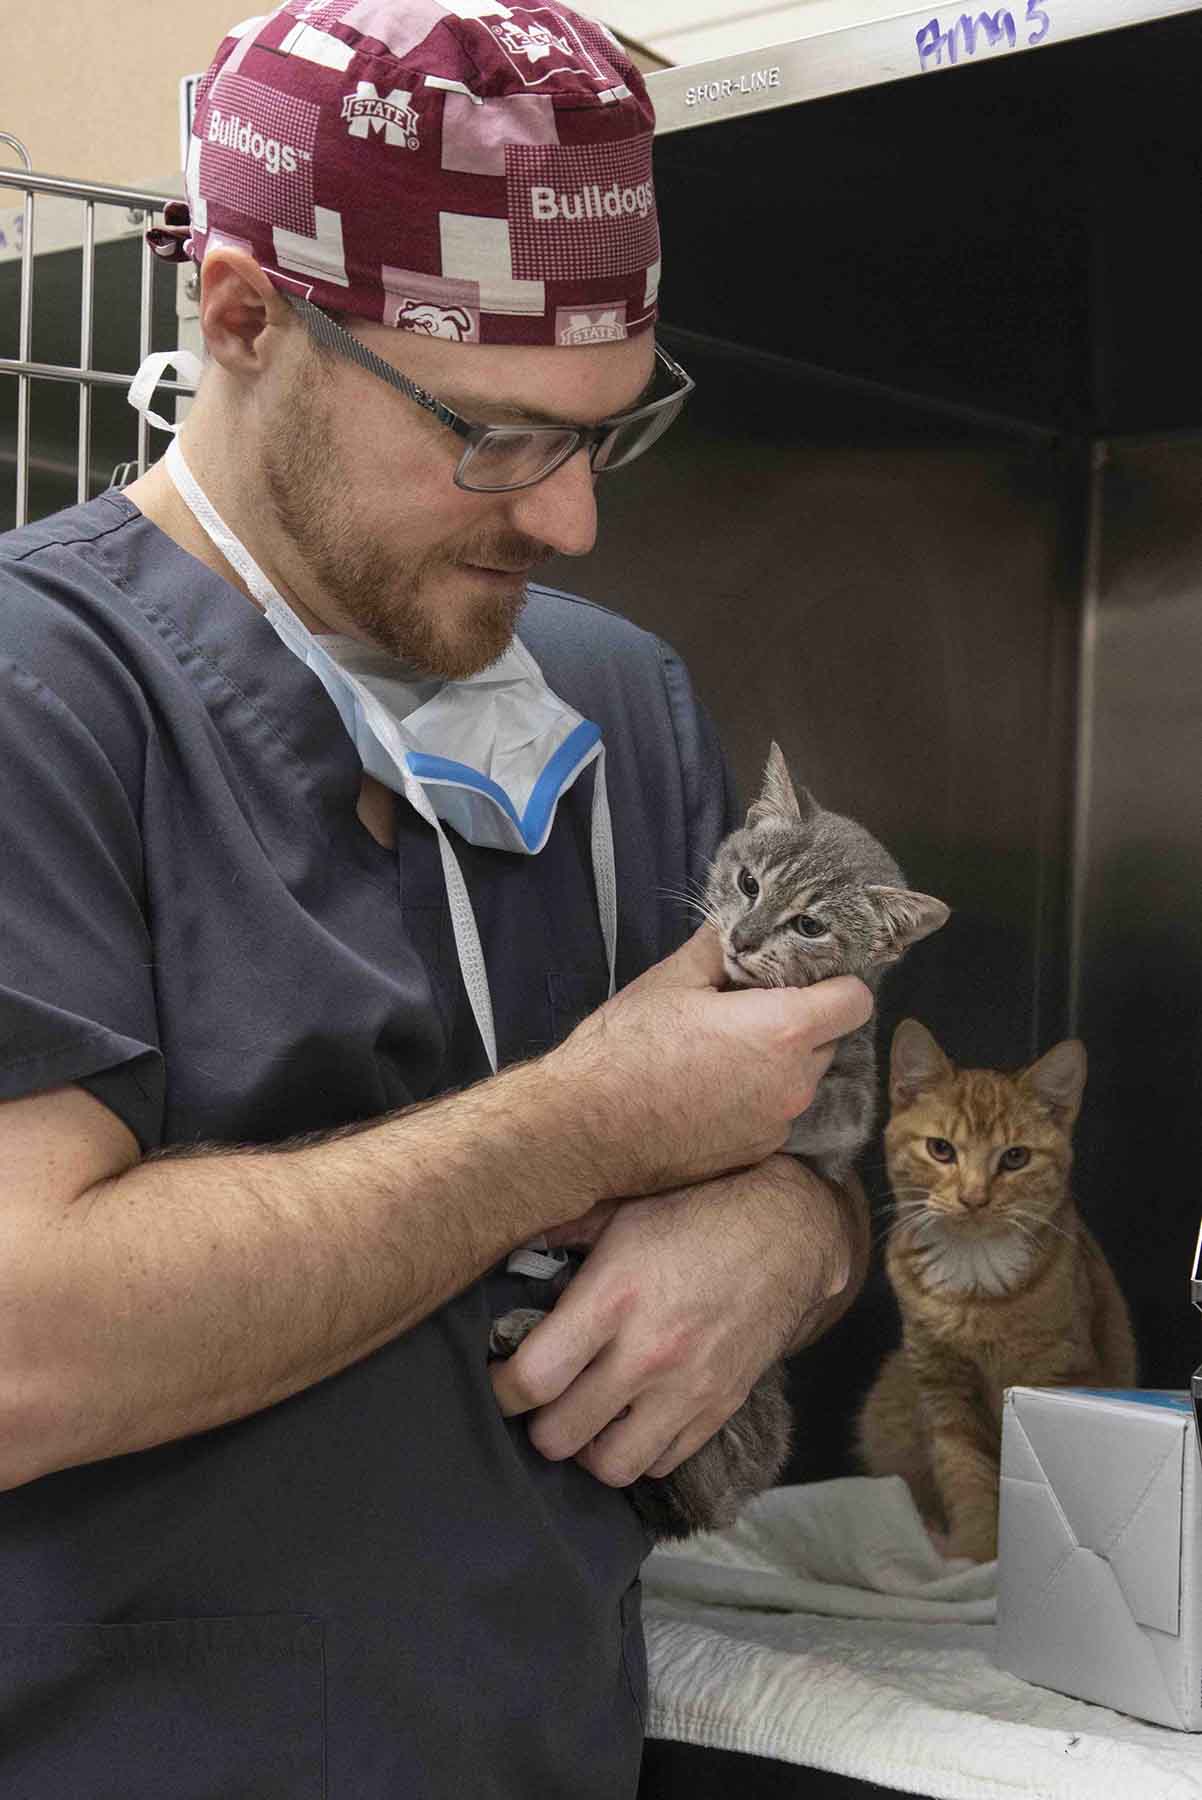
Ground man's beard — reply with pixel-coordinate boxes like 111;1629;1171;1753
261;368;550;678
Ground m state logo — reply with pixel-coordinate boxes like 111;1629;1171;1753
395;300;476;341
341;82;420;150
556;306;627;345
481;8;605;88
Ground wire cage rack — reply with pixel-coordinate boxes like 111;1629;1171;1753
0;133;193;531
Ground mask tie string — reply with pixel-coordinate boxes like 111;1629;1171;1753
128;351;204;436
590;752;617;999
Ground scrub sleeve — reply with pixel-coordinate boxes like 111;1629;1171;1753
0;655;164;1147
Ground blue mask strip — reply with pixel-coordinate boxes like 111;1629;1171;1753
407;718;602;850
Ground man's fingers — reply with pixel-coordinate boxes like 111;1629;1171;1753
577;1395;729;1489
790;974;875;1048
524;1339;637;1462
642;1415;722;1480
489;1300;610;1419
636;936;876;1027
576;1400;677;1489
631;921;725;992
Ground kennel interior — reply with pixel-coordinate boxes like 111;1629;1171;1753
560;6;1202;1497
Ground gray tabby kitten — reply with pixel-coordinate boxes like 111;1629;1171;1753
491;742;949;1540
717;742;950;1183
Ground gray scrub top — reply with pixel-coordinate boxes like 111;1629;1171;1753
0;489;738;1799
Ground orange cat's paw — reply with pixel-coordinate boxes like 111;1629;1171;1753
945;1526;998;1563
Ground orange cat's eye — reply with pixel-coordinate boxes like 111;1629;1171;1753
999;1146;1030;1171
926;1137;957;1162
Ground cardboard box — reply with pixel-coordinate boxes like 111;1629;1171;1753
997;1386;1202;1730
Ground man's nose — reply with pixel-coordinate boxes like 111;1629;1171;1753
506;448;598;559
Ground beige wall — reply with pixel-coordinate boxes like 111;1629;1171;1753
0;1;245;191
0;5;668;196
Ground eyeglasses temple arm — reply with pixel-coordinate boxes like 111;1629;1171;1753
284;293;472;439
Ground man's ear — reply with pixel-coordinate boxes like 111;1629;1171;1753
198;247;295;371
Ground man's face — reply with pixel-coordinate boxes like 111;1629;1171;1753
258;313;655;679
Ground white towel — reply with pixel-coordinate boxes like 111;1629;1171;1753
643;1476;1202;1798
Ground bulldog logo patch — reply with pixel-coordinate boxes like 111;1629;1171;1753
480;8;605;88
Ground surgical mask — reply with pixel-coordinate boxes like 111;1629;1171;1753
153;427;615;1283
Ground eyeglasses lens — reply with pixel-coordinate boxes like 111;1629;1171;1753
591;396;687;473
458;428;580;493
456;370;691;492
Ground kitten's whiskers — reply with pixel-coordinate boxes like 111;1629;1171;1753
657;884;724;934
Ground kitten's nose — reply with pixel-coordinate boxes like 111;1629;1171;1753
730;922;757;955
960;1188;990;1212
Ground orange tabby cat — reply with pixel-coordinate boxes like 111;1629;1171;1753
855;1019;1137;1562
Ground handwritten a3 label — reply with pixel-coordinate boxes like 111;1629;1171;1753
916;0;1050;68
0;212;25;254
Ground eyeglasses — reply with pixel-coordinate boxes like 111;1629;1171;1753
284;293;694;494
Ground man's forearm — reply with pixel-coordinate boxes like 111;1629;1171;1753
784;1167;871;1353
3;1058;600;1488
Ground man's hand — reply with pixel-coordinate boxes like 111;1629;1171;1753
543;925;874;1204
490;1155;867;1488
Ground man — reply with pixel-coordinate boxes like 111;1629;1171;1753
0;3;871;1793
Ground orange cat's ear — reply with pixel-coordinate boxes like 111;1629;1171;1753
746;741;818;829
1020;1039;1087;1126
865;887;951;964
890;1019;953;1108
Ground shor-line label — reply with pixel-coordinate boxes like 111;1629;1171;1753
684;67;783;107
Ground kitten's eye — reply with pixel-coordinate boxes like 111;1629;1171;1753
926;1137;957;1163
738;868;760;900
999;1146;1030;1171
792;914;826;939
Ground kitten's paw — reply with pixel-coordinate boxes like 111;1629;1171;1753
488;1307;548;1360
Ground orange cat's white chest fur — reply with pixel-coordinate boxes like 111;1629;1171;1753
902;1214;1038;1299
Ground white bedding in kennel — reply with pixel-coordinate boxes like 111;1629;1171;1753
642;1476;1202;1798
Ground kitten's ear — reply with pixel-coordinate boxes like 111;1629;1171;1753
746;741;817;829
865;887;951;964
890;1019;953;1108
1021;1039;1087;1126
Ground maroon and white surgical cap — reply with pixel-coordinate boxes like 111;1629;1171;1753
159;1;661;347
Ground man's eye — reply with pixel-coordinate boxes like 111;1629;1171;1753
793;914;826;938
927;1137;957;1163
738;868;759;899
